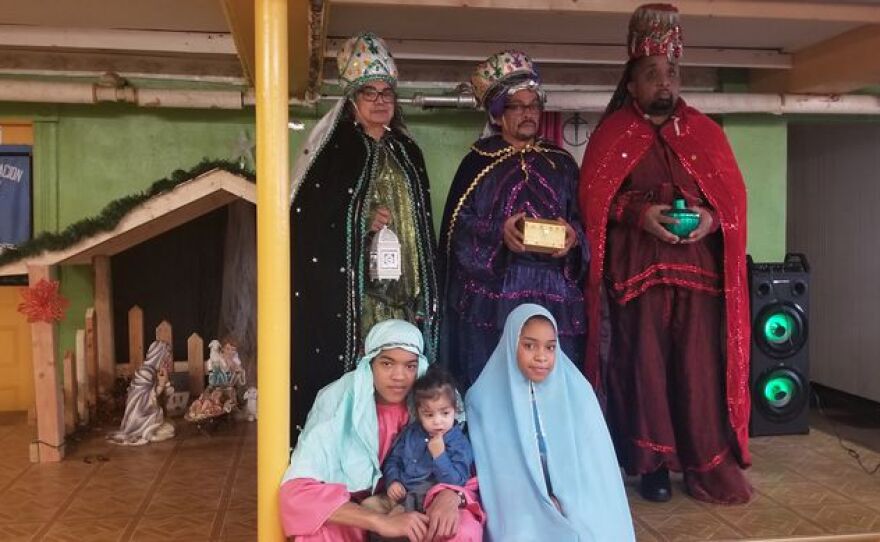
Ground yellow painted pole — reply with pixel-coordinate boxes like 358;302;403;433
255;0;289;540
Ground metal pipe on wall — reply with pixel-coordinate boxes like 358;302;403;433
547;91;880;115
1;78;880;115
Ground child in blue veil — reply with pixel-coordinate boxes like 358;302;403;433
466;303;635;541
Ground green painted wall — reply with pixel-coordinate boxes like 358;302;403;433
53;105;255;361
2;96;796;363
1;102;255;361
52;105;254;228
722;115;788;261
406;110;485;227
2;101;482;363
718;69;789;262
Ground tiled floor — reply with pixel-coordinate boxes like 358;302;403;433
0;413;255;542
2;408;880;541
629;427;880;541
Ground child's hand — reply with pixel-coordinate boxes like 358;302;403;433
428;433;445;458
387;481;407;502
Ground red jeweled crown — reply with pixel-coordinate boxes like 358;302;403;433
627;3;683;61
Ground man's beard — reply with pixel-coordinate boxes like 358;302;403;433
645;96;675;116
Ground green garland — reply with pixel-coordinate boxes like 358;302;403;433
0;159;256;268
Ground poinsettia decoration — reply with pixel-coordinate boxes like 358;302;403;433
18;279;69;323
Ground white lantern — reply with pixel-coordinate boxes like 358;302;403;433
369;226;402;281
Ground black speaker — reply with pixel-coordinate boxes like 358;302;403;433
748;253;810;437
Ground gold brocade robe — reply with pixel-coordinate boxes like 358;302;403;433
361;138;423;340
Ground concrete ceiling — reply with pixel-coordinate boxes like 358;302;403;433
0;0;878;95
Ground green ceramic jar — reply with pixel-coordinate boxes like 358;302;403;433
662;198;700;238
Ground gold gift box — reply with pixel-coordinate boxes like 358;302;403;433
522;217;566;254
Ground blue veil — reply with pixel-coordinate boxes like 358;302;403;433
282;319;429;492
466;304;634;541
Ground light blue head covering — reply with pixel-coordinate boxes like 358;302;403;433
466;304;635;541
282;319;429;492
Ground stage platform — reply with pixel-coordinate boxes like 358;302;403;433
1;409;879;541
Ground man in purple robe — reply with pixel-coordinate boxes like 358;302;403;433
438;50;588;389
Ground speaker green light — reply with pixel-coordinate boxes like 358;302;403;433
763;312;795;344
763;375;796;408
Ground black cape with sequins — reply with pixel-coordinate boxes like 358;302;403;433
290;120;439;441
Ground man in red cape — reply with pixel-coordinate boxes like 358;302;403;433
578;3;752;504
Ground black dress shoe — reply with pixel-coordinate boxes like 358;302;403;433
640;468;672;502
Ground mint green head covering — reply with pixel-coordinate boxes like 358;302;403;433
283;319;428;492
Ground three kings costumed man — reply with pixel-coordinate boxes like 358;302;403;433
438;50;588;390
579;3;753;504
289;32;440;440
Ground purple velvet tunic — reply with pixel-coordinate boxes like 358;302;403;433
438;135;588;388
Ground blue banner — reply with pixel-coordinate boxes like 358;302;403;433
0;145;32;252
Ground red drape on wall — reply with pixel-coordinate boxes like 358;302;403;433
539;111;564;147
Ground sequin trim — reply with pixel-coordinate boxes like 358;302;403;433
445;140;571;262
463;281;567;302
615;277;722;305
685;447;731;473
610;263;721;292
633;438;676;454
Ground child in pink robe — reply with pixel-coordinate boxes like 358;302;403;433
279;320;484;541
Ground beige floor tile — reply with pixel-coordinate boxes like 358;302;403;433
155;472;227;494
760;480;853;507
748;462;810;487
167;456;236;471
227;479;257;511
0;522;47;542
179;436;241;448
796;459;868;484
40;516;133;542
0;501;60;524
143;485;224;516
795;503;880;534
0;459;30;477
637;511;744;541
0;411;872;542
633;517;663;542
836;478;880;506
85;472;158;492
715;505;828;538
129;511;216;542
220;505;256;539
0;488;68;521
61;487;148;519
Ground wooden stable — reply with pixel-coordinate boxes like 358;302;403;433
0;168;255;462
59;308;209;434
120;306;206;393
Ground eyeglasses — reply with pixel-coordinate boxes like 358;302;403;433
358;86;396;103
504;102;543;115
